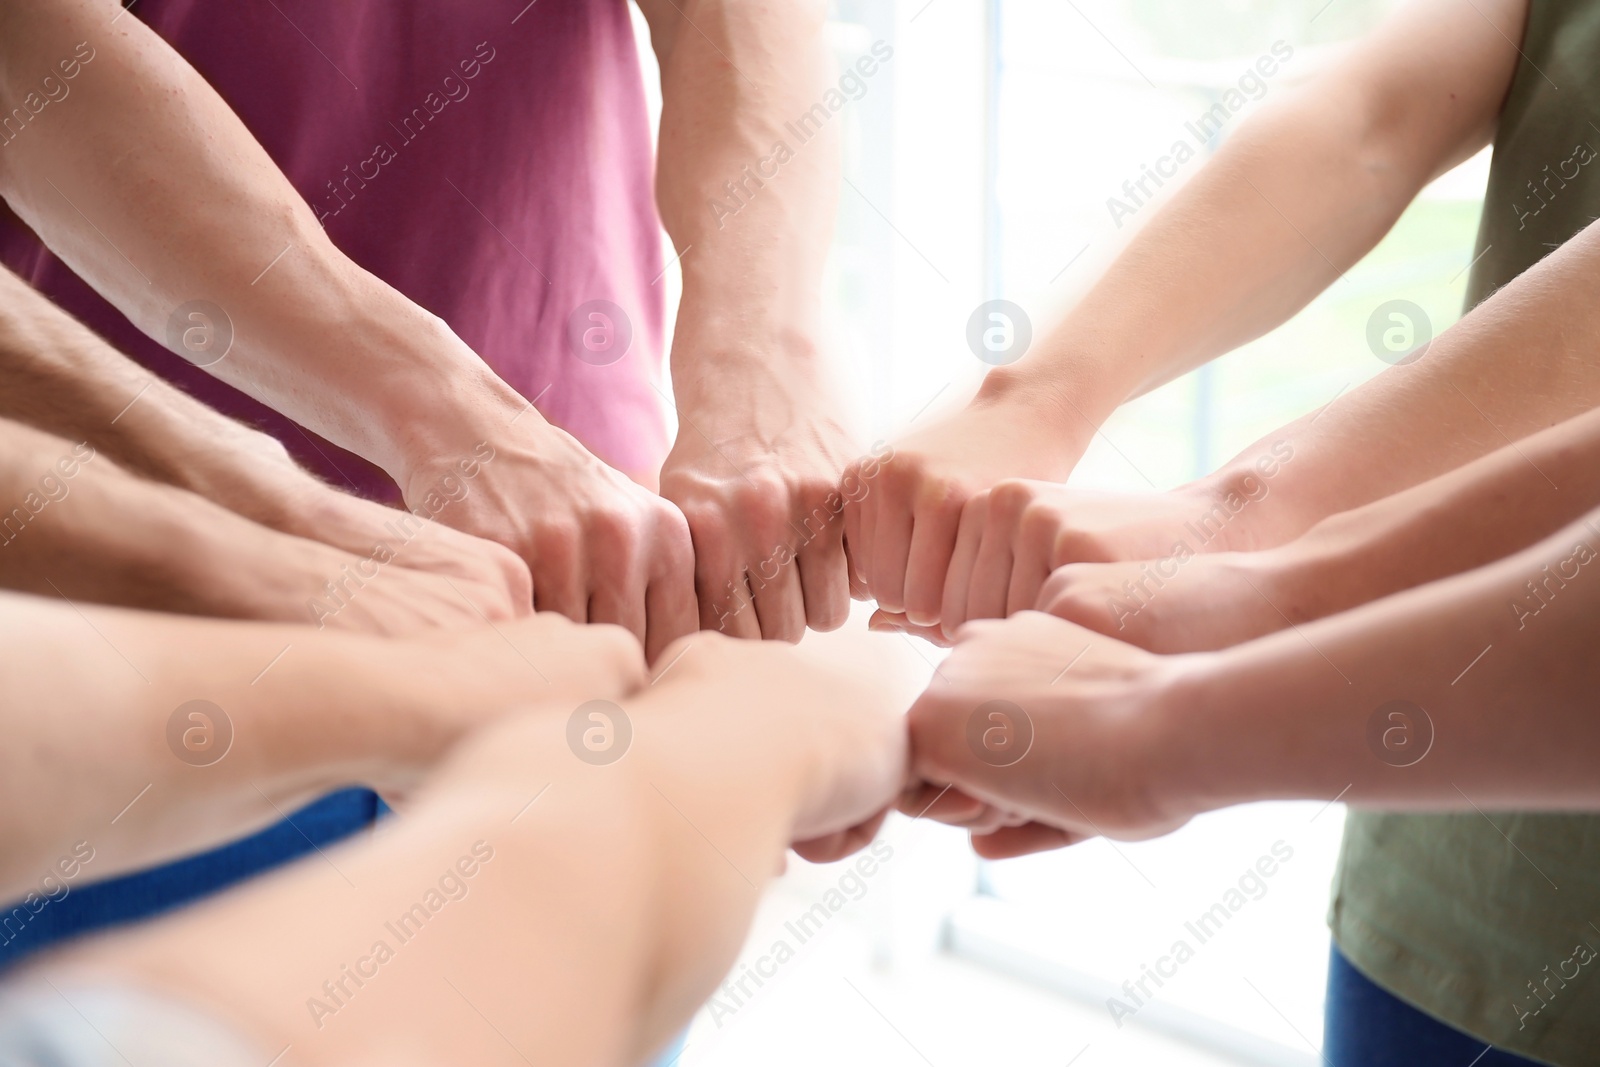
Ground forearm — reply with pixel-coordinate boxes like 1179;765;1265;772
1264;405;1600;623
1205;217;1600;546
0;593;450;899
55;690;806;1067
0;0;520;482
993;0;1517;445
0;416;382;622
1167;505;1600;815
649;0;838;390
0;265;327;519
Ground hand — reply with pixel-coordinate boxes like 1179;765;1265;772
170;420;536;621
422;611;648;711
645;629;917;861
280;538;528;637
843;388;1085;628
903;611;1192;858
928;479;1257;640
402;421;697;662
1038;549;1303;654
374;612;648;798
660;363;858;642
276;473;534;619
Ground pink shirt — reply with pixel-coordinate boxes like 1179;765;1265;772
1;0;667;501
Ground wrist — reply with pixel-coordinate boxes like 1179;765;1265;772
1182;444;1309;553
239;631;462;796
968;368;1097;459
301;281;528;485
677;259;825;346
1249;530;1355;629
667;334;826;396
626;684;814;832
1141;650;1252;823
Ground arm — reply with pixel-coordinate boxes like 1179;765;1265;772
0;593;644;900
918;184;1600;639
0;415;523;632
0;266;532;611
29;634;909;1067
1040;404;1600;652
1195;211;1600;548
905;503;1600;857
0;0;691;658
846;0;1526;624
642;0;858;641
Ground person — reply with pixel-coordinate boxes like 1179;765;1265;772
0;264;530;629
0;594;644;901
0;260;537;968
1032;401;1600;654
0;0;859;657
873;0;1600;1060
0;614;910;1067
905;515;1600;1061
0;0;851;998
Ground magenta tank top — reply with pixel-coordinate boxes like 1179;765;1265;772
0;0;667;501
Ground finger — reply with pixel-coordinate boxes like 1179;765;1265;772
1035;565;1098;630
684;510;762;640
643;516;699;663
792;809;891;864
529;535;586;622
1036;565;1074;615
708;571;762;640
964;528;1013;623
939;497;988;640
842;468;867;585
869;493;914;614
844;529;871;600
867;609;951;647
1005;554;1054;619
481;540;535;617
897;782;998;825
796;524;851;632
644;564;698;663
857;482;880;593
587;568;647;649
972;822;1089;859
644;577;697;665
901;494;964;627
750;555;806;643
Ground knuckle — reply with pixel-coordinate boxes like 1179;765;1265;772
590;620;646;659
734;477;790;523
1018;503;1061;549
532;522;582;566
988;478;1038;518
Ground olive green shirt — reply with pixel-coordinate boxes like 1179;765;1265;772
1330;5;1600;1065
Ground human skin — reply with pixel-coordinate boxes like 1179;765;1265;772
0;0;694;657
913;191;1600;640
1038;404;1600;653
19;632;913;1067
845;0;1529;627
0;415;529;632
644;0;859;643
903;504;1600;858
0;0;853;658
0;265;533;617
0;591;645;900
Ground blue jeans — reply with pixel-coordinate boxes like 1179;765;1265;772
1325;944;1544;1066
